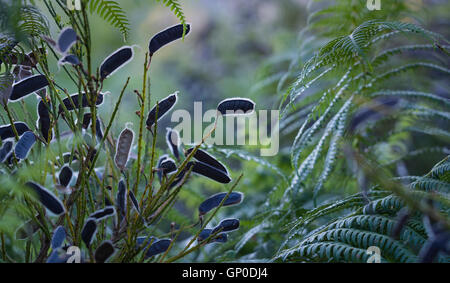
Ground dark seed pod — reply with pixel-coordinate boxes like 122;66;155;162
160;157;177;175
90;206;116;221
146;92;178;131
149;24;191;55
116;180;127;215
0;140;13;163
185;148;228;175
136;236;158;249
156;154;169;183
217;98;255;116
212;218;240;234
0;122;30;140
43;27;77;54
100;46;134;80
46;249;70;263
9;75;49;101
14;131;36;159
95;241;115;263
81;218;97;248
190;161;232;184
15;219;40;240
145;239;171;259
13;65;33;82
166;128;180;160
37;99;52;142
95;118;104;142
58;165;73;188
81;113;92;129
129;190;140;213
198;192;244;216
59;92;105;114
198;229;228;244
25;181;66;215
59;54;80;66
114;126;134;171
51;226;67;249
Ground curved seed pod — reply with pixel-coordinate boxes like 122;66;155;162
45;27;78;54
0;140;13;162
212;218;240;234
46;249;70;263
58;165;73;188
136;236;158;249
15;219;40;240
58;92;105;113
160;158;177;175
9;75;49;101
95;241;115;263
156;154;169;183
149;24;191;55
0;122;30;140
95;117;104;142
116;180;127;215
90;206;116;221
114;126;134;171
51;226;67;249
58;54;80;66
185;148;228;175
198;229;228;244
191;161;232;184
145;239;171;259
14;131;36;159
146;92;178;131
37;99;52;142
168;162;195;189
166;128;180;160
217;98;255;116
25;181;66;215
100;46;134;80
198;192;244;216
81;218;97;248
129;190;140;213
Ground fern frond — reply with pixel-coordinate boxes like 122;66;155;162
155;0;187;35
89;0;130;41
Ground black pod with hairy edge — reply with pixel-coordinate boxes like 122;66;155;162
190;161;231;184
0;122;30;140
217;98;255;116
0;140;13;162
185;148;228;175
51;226;66;249
198;192;244;216
160;158;177;175
116;180;127;215
25;181;66;216
9;75;49;101
95;241;115;263
149;24;191;55
14;131;36;159
37;99;52;142
57;27;77;54
59;54;80;66
166;128;180;160
146;92;178;131
145;239;171;259
212;218;240;234
129;190;140;213
114;127;134;171
156;154;169;183
100;46;134;80
81;218;97;248
198;229;228;244
58;165;73;188
58;92;105;114
90;206;116;221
